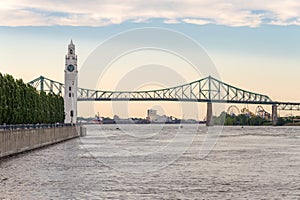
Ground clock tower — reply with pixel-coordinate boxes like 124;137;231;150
64;40;78;124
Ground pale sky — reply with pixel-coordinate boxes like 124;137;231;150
0;1;300;119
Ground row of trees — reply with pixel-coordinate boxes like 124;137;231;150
0;73;64;125
213;112;268;126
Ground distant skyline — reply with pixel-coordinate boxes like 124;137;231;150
0;1;300;118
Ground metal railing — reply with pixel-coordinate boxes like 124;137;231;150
0;123;75;131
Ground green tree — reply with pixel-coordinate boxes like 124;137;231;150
0;73;65;125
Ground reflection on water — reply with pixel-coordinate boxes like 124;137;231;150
0;125;299;199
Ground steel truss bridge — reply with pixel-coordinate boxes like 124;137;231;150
28;75;300;111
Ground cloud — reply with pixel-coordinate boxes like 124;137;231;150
1;0;300;27
182;18;211;25
163;19;180;24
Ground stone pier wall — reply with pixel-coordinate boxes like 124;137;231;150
0;126;79;158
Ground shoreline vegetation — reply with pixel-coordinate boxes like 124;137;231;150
78;112;300;126
213;112;300;126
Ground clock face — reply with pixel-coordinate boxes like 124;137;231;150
67;64;75;72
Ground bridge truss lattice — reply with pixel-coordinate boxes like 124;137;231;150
28;76;300;111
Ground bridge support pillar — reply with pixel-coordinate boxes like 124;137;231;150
206;102;213;126
272;104;278;126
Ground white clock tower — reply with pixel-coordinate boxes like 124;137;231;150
64;40;78;124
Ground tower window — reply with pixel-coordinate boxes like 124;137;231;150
69;86;71;91
69;93;71;97
72;93;74;97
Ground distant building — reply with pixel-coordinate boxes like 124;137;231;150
147;109;169;123
147;109;158;122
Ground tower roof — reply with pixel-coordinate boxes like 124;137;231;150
69;40;75;48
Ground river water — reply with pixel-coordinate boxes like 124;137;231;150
0;125;300;199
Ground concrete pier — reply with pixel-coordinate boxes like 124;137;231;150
272;104;278;126
206;102;213;126
0;126;79;158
